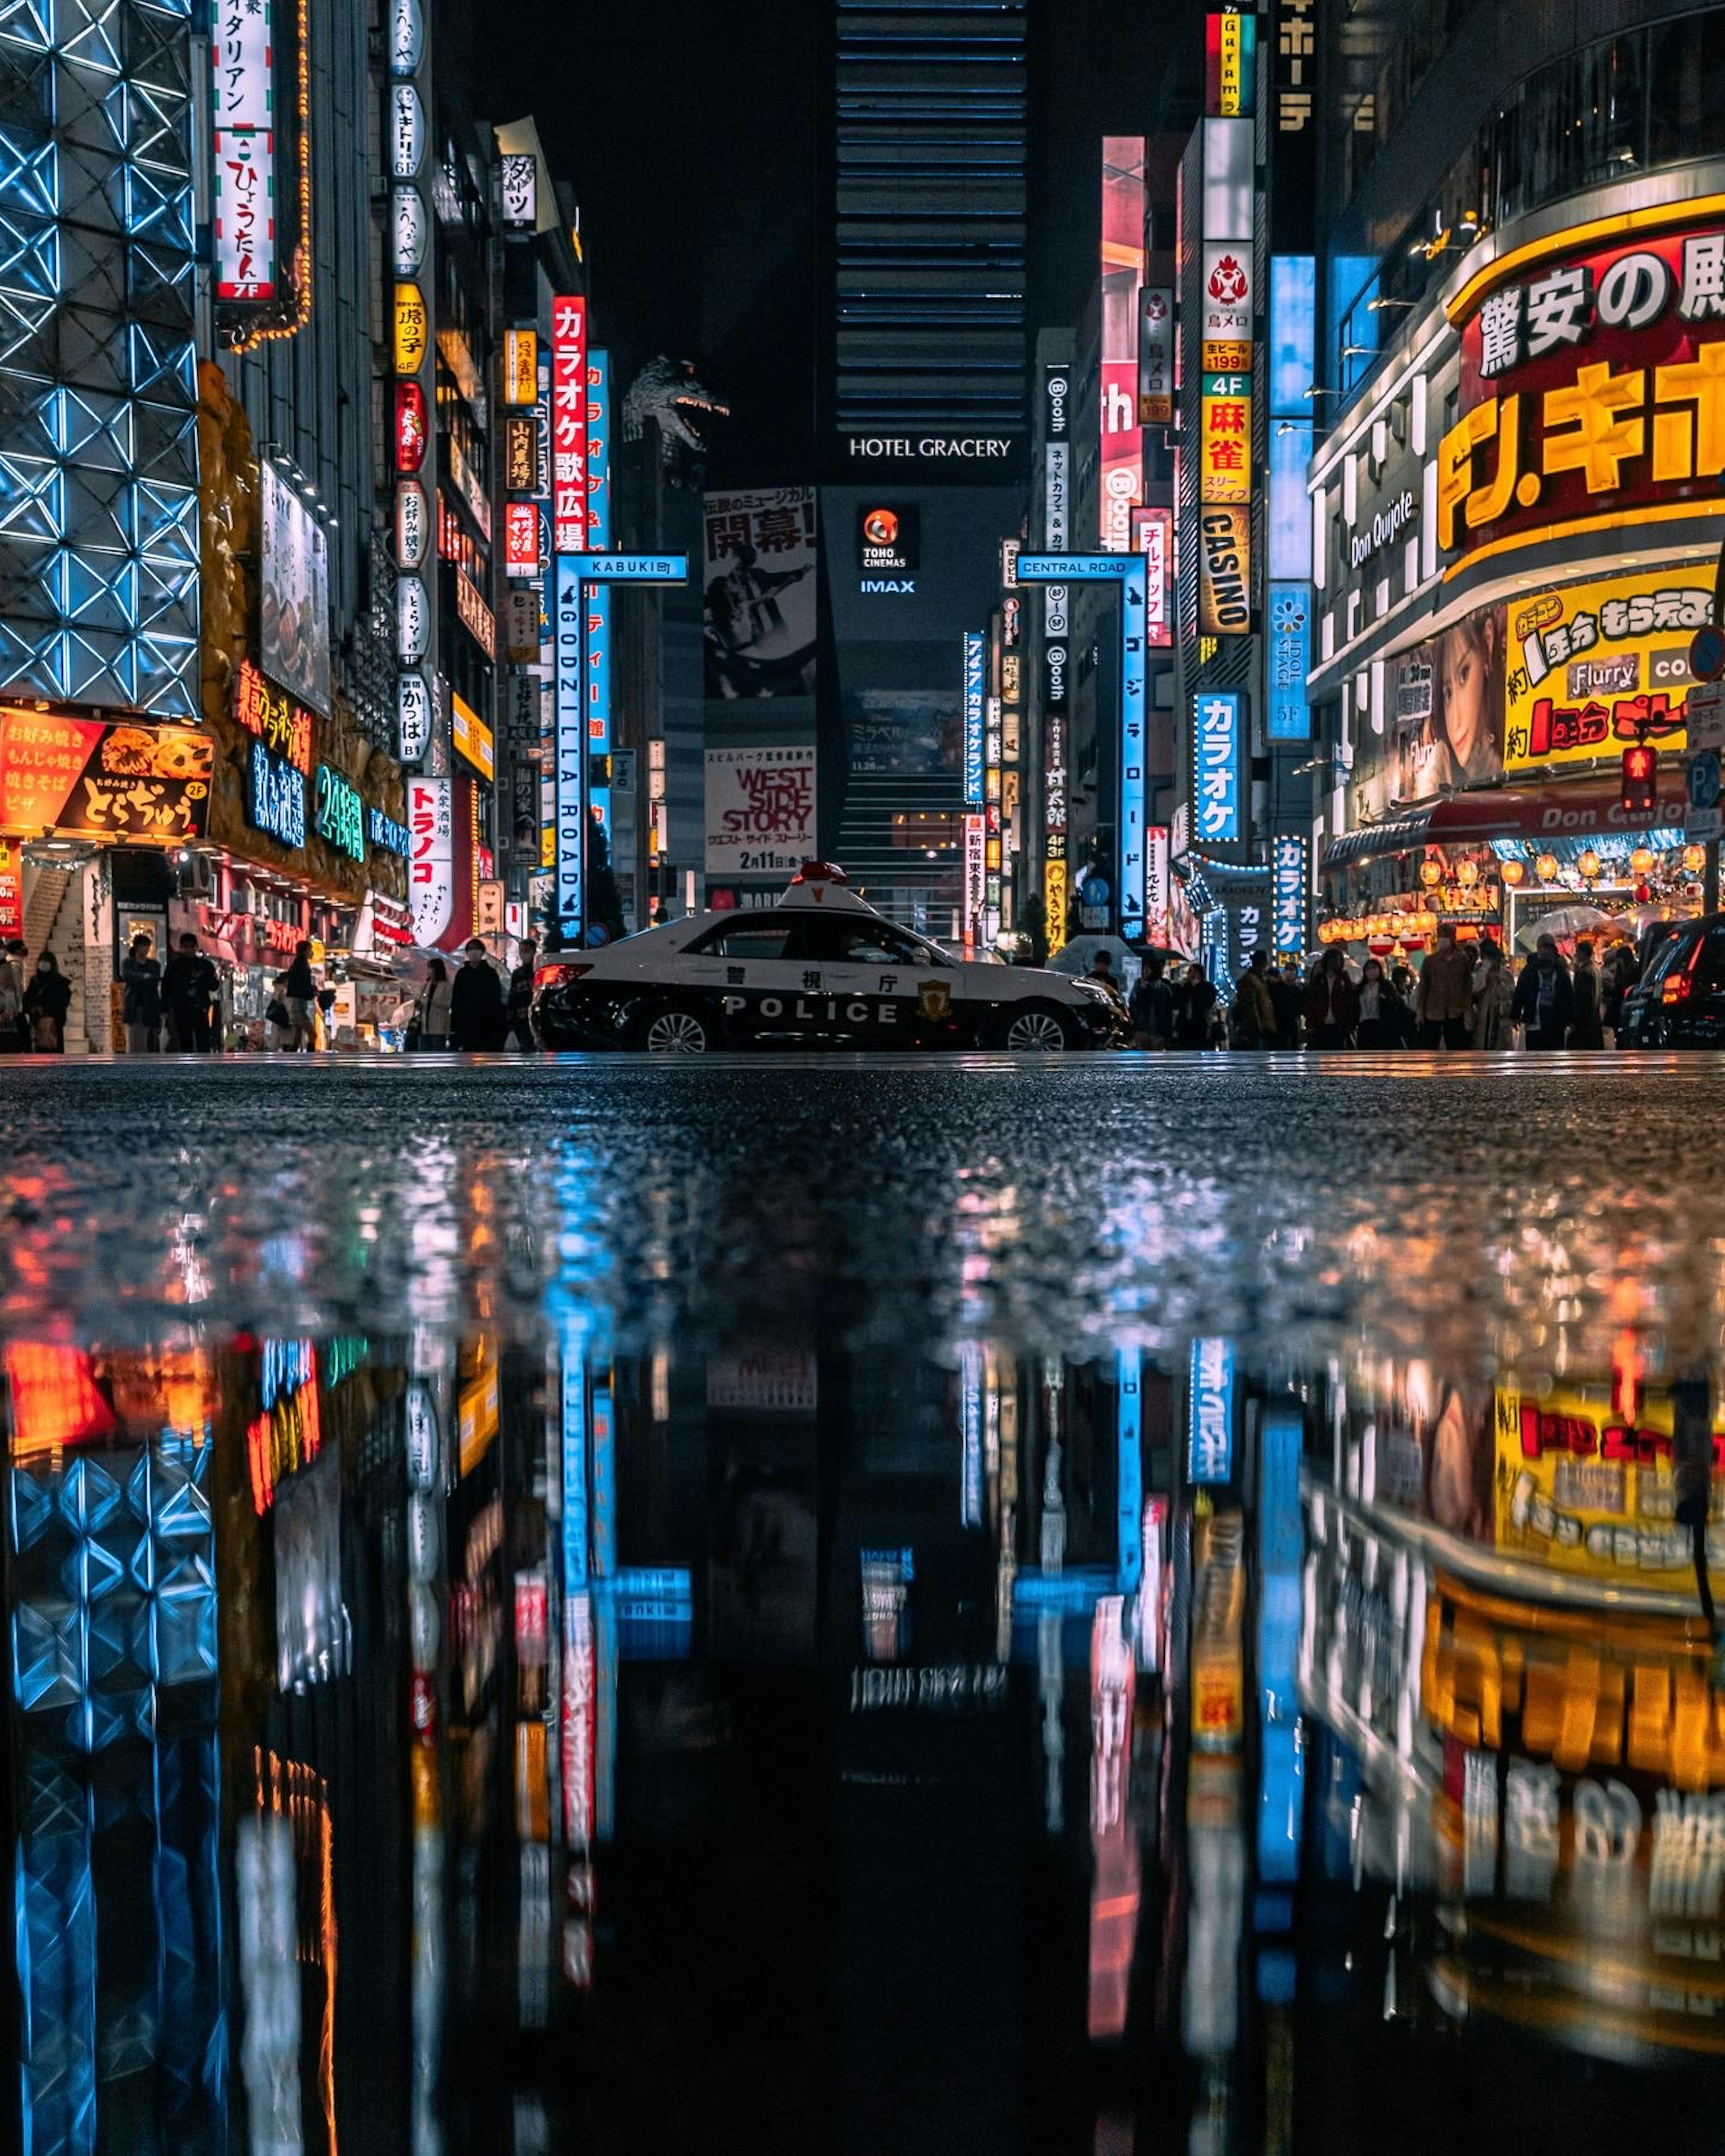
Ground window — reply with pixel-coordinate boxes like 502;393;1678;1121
685;922;792;961
1694;929;1725;990
816;921;941;968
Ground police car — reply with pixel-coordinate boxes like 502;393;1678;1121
533;862;1120;1052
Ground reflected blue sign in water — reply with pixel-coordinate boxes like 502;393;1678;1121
1258;1404;1305;1884
1188;1337;1235;1484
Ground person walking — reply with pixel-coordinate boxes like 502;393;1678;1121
1172;963;1218;1050
451;938;506;1050
1127;955;1174;1048
1269;961;1304;1049
1231;949;1277;1049
0;937;27;1053
417;958;452;1049
1353;957;1399;1047
281;940;318;1050
1569;937;1605;1049
162;932;219;1051
1303;948;1359;1047
23;950;71;1051
1511;932;1575;1049
1414;926;1473;1049
507;938;540;1050
265;972;296;1051
120;933;163;1053
1469;940;1513;1049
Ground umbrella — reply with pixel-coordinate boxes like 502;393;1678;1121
1047;933;1142;991
1514;903;1610;950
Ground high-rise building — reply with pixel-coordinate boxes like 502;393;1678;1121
825;0;1029;465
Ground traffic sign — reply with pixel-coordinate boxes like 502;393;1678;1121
1691;623;1725;683
1688;679;1725;751
1687;747;1723;838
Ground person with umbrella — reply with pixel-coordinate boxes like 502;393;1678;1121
1570;937;1605;1048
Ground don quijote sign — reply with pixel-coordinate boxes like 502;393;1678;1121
1348;487;1417;571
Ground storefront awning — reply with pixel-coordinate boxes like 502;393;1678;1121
1320;775;1694;874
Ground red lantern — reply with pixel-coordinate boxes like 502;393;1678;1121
395;381;428;473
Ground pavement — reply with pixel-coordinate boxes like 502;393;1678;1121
4;1051;1718;2152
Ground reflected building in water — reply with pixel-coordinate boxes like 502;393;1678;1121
6;1323;1723;2151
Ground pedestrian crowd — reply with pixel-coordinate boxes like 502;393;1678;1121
0;926;545;1055
1117;928;1639;1051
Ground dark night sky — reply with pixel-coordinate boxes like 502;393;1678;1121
480;0;1202;486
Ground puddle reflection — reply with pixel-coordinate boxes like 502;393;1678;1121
6;1328;1721;2152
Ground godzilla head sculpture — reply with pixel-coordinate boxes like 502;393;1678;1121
622;357;730;486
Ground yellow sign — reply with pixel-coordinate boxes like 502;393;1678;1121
451;693;495;783
1044;857;1067;952
1214;11;1246;115
503;327;537;407
393;283;428;376
1503;565;1704;769
541;820;554;870
1200;372;1252;503
1202;339;1252;374
1493;1383;1725;1589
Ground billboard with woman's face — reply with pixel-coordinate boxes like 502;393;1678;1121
260;464;332;716
1390;606;1505;803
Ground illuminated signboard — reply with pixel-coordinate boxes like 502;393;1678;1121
1145;823;1170;943
234;660;312;774
1189;1337;1235;1484
504;328;537;407
392;187;425;275
248;738;306;850
211;0;276;302
963;632;986;808
1266;582;1310;739
451;693;496;783
500;152;536;227
397;574;429;661
1441;218;1725;573
394;283;428;375
1205;9;1256;116
395;381;428;472
1139;287;1174;425
395;481;429;572
1198;507;1252;635
367;805;411;857
1271;833;1308;953
1200;243;1253;351
1201;371;1252;503
407;773;453;946
1504;566;1703;769
1119;559;1147;932
390;84;424;178
398;671;430;763
1135;505;1172;647
504;415;535;492
1100;135;1146;551
314;764;366;860
553;562;586;929
551;296;588;552
0;714;213;846
1195;692;1241;842
504;500;538;579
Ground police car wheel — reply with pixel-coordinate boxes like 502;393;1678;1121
999;1005;1071;1052
641;1006;710;1054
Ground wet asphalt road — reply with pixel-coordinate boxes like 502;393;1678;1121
1;1050;1719;1368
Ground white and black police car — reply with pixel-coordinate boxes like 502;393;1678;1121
533;862;1122;1052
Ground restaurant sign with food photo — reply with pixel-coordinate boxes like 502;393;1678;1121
260;463;332;716
0;711;213;845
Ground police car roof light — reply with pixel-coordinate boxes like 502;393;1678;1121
788;860;848;886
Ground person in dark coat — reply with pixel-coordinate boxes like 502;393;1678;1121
162;933;219;1051
1172;963;1218;1050
120;933;163;1053
1511;934;1575;1049
451;938;506;1050
508;937;540;1051
281;940;318;1050
1269;962;1304;1049
1303;949;1359;1047
23;950;72;1051
1568;938;1605;1049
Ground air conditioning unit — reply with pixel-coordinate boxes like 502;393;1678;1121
177;852;214;899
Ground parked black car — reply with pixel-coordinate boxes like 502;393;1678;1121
1615;915;1725;1047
